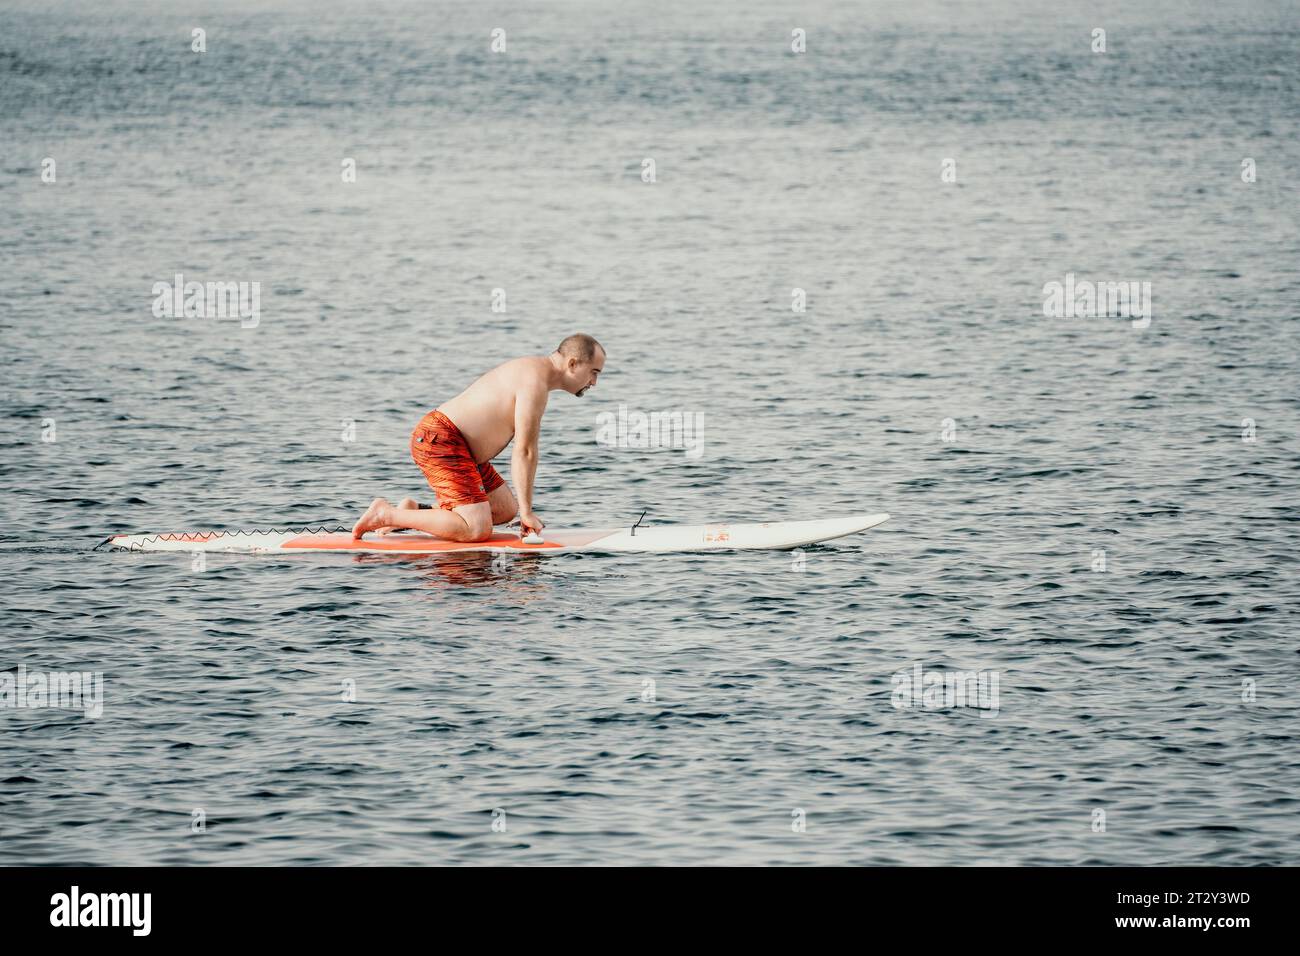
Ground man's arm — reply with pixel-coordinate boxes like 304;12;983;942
511;381;548;533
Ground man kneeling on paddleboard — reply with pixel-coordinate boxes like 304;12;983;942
351;333;605;543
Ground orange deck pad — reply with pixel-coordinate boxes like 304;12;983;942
281;531;614;552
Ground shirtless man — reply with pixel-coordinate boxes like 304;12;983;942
350;333;605;542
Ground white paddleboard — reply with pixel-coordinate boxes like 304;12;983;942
101;514;890;555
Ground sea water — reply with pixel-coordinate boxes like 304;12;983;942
1;0;1297;865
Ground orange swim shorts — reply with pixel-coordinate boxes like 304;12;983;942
410;410;506;511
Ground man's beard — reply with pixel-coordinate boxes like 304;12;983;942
577;386;589;397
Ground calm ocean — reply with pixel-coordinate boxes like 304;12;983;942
1;0;1297;864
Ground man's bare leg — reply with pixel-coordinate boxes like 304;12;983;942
352;497;493;541
486;483;519;526
374;497;421;535
373;489;515;534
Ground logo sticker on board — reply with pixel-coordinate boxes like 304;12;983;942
703;525;731;544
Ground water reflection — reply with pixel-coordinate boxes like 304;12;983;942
352;550;554;593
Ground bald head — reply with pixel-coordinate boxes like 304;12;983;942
554;333;604;364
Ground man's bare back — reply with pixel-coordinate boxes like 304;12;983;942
351;334;605;543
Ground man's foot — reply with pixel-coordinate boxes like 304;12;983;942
375;498;420;536
351;497;393;539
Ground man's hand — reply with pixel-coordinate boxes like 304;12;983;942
519;511;545;536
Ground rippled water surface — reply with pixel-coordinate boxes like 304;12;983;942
2;0;1298;865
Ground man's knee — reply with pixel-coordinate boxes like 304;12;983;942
455;504;494;541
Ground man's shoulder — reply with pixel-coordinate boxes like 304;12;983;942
498;355;549;388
